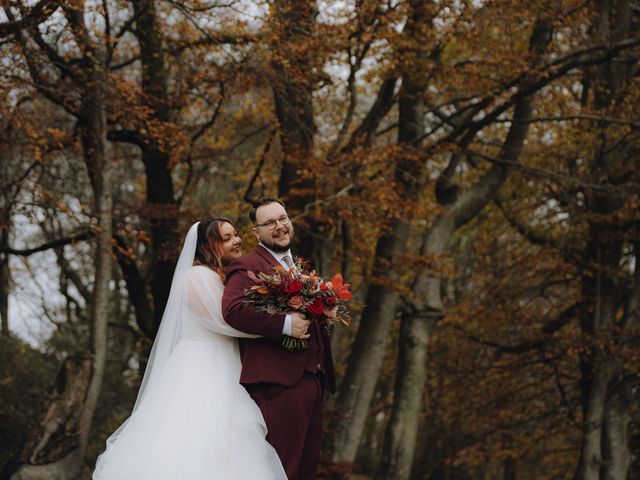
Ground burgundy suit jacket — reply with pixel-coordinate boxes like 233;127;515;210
222;245;336;393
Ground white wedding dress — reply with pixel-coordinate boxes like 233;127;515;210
93;224;286;480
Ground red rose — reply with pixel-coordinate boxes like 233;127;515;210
324;295;337;306
306;298;325;316
283;279;302;294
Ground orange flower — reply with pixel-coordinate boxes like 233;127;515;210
325;274;352;300
287;295;304;310
250;285;269;295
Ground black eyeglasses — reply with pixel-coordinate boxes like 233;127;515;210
255;215;290;231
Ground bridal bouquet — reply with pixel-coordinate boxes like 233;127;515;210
243;259;352;351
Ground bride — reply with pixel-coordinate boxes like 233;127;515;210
93;218;288;479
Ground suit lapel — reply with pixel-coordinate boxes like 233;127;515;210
256;244;282;271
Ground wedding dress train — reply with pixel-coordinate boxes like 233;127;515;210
93;225;286;480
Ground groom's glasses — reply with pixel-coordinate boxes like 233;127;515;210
255;215;290;231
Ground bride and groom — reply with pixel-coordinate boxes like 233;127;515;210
93;197;336;480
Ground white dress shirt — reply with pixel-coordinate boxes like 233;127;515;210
259;243;296;336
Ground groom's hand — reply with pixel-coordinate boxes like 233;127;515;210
290;313;311;339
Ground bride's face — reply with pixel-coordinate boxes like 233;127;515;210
218;222;243;264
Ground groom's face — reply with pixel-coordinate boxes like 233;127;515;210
253;202;294;253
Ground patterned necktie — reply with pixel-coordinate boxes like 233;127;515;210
282;255;294;270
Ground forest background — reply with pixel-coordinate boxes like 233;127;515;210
0;1;639;479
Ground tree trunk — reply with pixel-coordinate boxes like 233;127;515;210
601;244;640;480
601;378;632;480
504;457;517;480
574;217;635;480
573;362;615;480
573;235;622;480
331;2;430;462
0;253;8;336
132;0;179;337
0;147;10;336
269;0;321;263
373;217;451;480
572;133;625;480
8;10;113;477
77;47;113;470
330;226;411;463
573;1;633;478
374;16;553;477
5;357;92;480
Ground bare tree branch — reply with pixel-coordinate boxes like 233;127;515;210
496;114;640;128
345;76;398;149
0;229;93;256
420;36;640;152
55;248;92;303
191;82;225;143
493;195;559;248
467;149;640;192
243;129;276;205
113;233;154;338
454;303;581;354
2;6;79;116
0;0;59;38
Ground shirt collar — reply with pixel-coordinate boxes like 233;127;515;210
259;243;293;264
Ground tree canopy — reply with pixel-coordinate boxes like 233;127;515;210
1;1;638;479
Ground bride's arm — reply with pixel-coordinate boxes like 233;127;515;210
185;266;259;338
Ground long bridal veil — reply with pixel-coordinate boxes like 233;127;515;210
93;223;286;480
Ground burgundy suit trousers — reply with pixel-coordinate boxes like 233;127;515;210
246;373;324;480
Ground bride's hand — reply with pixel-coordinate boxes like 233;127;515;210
290;312;311;339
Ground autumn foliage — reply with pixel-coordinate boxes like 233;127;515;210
0;1;639;479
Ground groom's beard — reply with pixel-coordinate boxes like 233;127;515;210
265;243;289;252
261;227;293;253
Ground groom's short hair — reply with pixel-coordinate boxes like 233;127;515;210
249;197;286;224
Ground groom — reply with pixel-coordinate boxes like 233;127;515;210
222;197;336;480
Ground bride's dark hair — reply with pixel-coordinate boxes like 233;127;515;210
194;216;234;277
